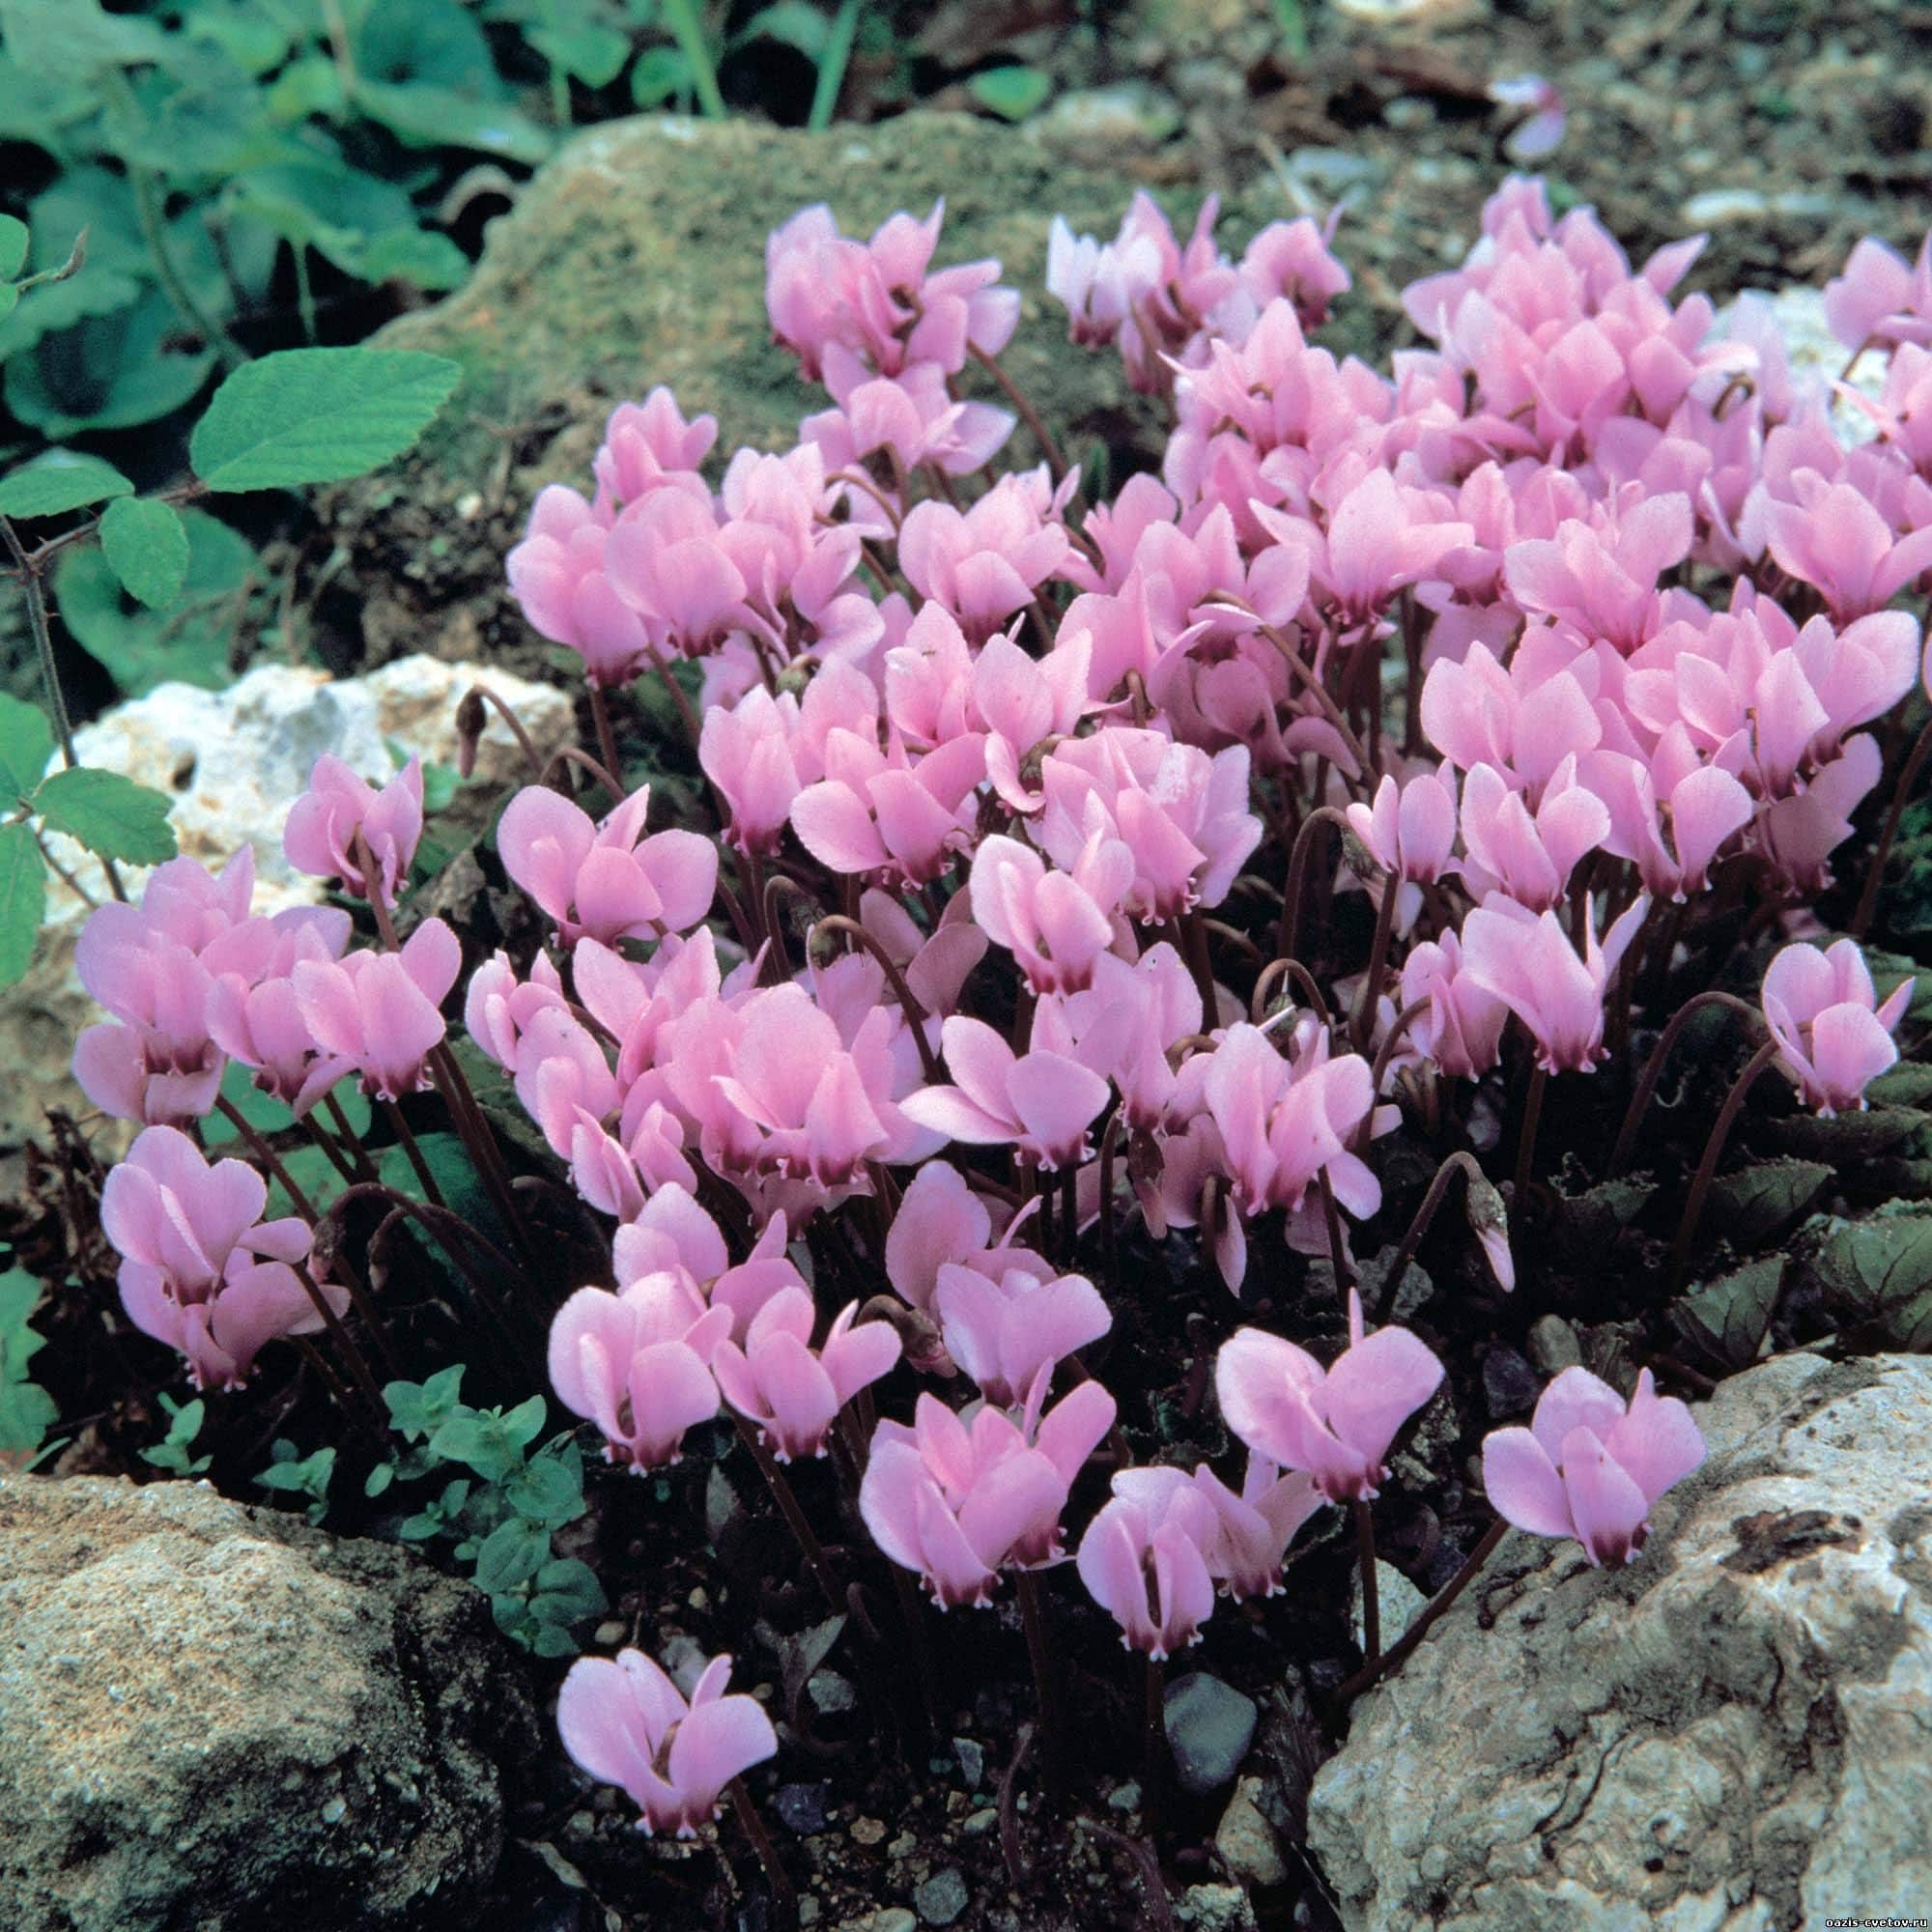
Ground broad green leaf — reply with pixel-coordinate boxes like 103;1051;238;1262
0;821;47;986
191;347;462;492
473;1516;549;1593
351;78;554;162
968;65;1051;123
185;1;294;74
0;0;175;84
4;289;216;437
0;449;134;520
99;497;190;611
1706;1158;1833;1247
204;1062;373;1151
0;51;97;148
529;21;632;83
353;0;505;93
53;507;257;697
0;284;14;324
1809;1210;1932;1350
1675;1256;1783;1370
736;1;828;58
265;53;348;121
359;226;470;292
0;694;53;799
0;168;147;363
35;766;179;864
384;1363;469;1441
0;213;26;281
629;43;690;106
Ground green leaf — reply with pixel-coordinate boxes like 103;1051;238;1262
0;694;53;799
505;1445;585;1528
1809;1210;1932;1350
53;507;257;697
384;1362;469;1441
736;1;829;58
185;1;294;75
629;44;690;106
350;78;554;162
968;65;1051;123
1675;1256;1784;1370
0;449;135;521
99;497;190;611
140;1391;211;1474
190;347;462;493
4;289;216;438
0;822;47;987
472;1516;548;1593
358;226;470;292
0;213;26;281
1706;1158;1833;1247
35;767;178;864
529;21;632;84
0;0;175;84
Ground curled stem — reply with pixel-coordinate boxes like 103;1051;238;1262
1327;1515;1509;1713
734;1413;844;1612
1374;1149;1485;1325
1606;989;1763;1176
970;343;1067;479
812;915;943;1082
1276;805;1352;966
1851;711;1932;940
1667;1037;1783;1291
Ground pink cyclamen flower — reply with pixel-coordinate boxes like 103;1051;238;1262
1076;1467;1219;1658
860;1380;1117;1607
292;918;461;1101
1345;766;1458;931
711;1287;901;1462
1399;930;1508;1080
900;1015;1111;1172
1459;894;1651;1074
548;1274;731;1471
968;832;1132;997
283;753;424;908
497;784;717;950
897;477;1072;642
1761;938;1915;1116
101;1124;330;1390
205;907;355;1118
932;1258;1111;1407
1192;1458;1324;1602
556;1648;777;1838
506;484;653;687
1201;1023;1381;1222
1483;1366;1705;1566
1216;1290;1444;1504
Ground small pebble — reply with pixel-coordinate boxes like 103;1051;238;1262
809;1669;856;1716
1482;1346;1541;1419
962;1807;999;1836
592;1620;626;1647
1164;1674;1258;1797
774;1782;829;1835
850;1815;887;1847
915;1868;970;1927
1107;1780;1142;1811
952;1736;984;1789
319;1797;347;1826
1526;1314;1583;1375
887;1832;917;1860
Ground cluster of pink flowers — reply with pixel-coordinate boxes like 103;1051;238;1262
73;173;1930;1839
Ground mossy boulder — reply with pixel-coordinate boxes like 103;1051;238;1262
319;111;1321;669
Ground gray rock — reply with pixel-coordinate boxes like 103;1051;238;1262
0;1473;532;1932
774;1781;829;1834
1177;1882;1259;1930
950;1736;984;1789
1214;1776;1288;1887
914;1867;970;1926
1525;1314;1583;1376
1308;1353;1932;1931
0;655;570;1149
1164;1672;1258;1796
1481;1344;1542;1419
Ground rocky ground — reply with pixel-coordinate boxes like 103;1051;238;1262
6;2;1932;1929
